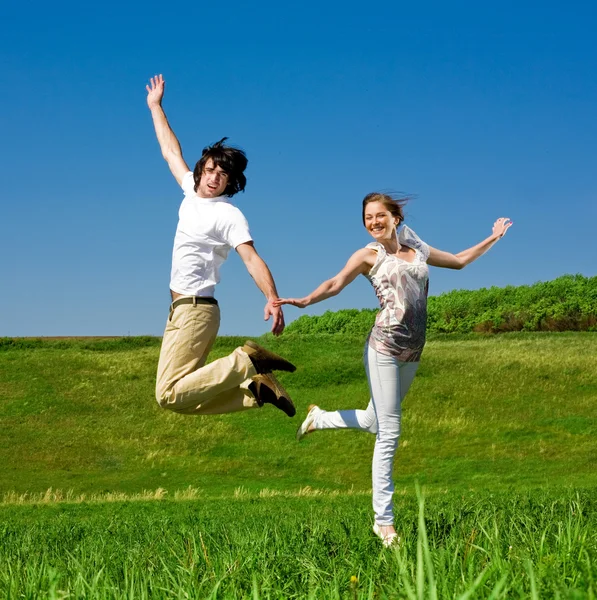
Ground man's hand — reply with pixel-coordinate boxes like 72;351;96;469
264;300;285;336
146;74;165;109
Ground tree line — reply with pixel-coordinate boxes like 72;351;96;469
283;274;597;335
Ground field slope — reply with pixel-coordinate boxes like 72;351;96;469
1;333;596;598
0;332;595;496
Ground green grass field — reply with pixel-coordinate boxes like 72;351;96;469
0;333;596;597
2;490;595;598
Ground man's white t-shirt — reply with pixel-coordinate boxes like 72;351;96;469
169;171;253;297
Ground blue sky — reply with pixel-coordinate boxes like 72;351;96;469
1;0;595;336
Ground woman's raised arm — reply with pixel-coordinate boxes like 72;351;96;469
427;217;512;270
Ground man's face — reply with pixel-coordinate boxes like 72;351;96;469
197;158;229;198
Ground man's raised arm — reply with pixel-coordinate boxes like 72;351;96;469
146;74;190;185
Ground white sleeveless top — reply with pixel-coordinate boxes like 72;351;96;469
366;225;430;362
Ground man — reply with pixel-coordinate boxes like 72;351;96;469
146;74;296;418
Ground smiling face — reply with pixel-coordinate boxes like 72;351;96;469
196;158;229;198
363;201;400;241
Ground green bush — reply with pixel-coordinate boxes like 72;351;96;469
284;308;378;336
284;274;597;335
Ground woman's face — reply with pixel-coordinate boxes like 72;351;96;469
363;201;399;241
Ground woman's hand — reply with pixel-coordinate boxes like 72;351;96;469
492;217;513;239
272;297;310;309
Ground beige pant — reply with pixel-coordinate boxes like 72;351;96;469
155;300;259;414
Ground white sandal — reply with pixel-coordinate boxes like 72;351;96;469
373;523;400;548
296;405;322;441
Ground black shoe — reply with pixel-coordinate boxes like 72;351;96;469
242;340;296;373
249;373;296;417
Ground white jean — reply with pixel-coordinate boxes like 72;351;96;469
313;344;419;526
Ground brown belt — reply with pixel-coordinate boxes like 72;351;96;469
170;296;218;311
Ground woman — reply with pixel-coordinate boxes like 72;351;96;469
274;193;512;547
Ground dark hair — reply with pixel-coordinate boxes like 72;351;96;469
362;192;408;226
193;137;248;197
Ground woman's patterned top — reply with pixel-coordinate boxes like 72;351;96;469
366;225;430;362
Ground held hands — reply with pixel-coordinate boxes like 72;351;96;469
493;217;513;239
146;74;165;109
272;298;310;309
264;300;286;336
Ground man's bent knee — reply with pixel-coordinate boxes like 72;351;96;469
155;385;174;409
